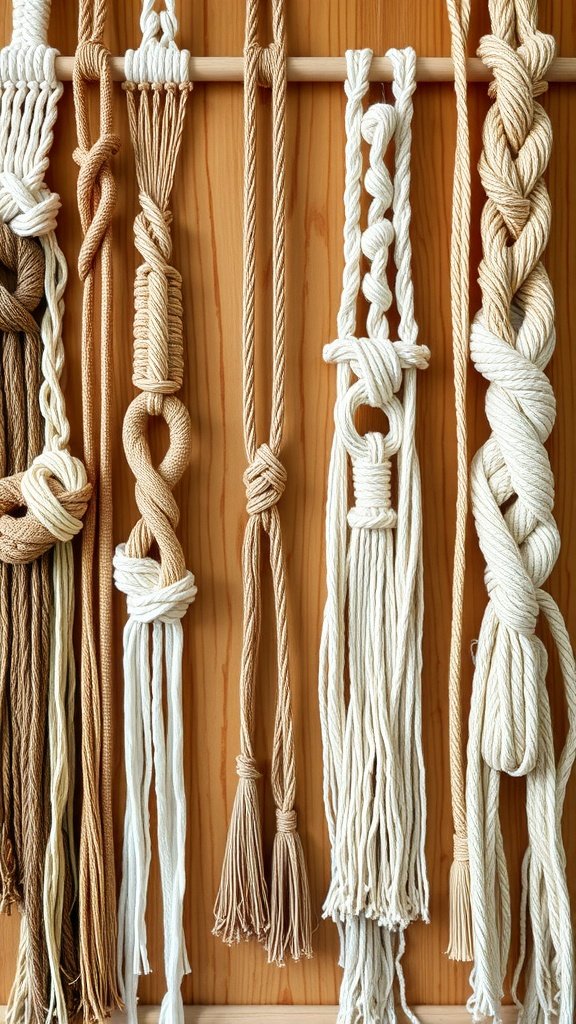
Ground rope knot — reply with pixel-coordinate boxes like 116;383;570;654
452;834;469;863
74;40;110;82
276;809;297;833
0;172;61;238
0;224;44;334
74;133;120;281
247;42;284;88
113;545;197;624
235;754;261;781
244;444;286;516
348;439;397;531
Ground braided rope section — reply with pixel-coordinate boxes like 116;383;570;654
467;1;576;1020
115;14;195;1024
0;5;88;1018
319;48;429;1024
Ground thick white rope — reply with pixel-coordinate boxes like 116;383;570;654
0;3;88;1021
319;47;429;1024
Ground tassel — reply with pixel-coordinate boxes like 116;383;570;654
268;809;312;965
447;836;473;962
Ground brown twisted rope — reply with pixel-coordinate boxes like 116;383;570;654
73;0;120;1016
213;0;312;967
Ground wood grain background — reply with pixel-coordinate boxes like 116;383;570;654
0;0;575;1010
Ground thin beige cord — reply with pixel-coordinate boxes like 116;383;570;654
444;0;473;963
73;0;120;1017
213;0;312;967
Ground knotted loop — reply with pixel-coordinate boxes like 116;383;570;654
236;754;261;781
0;223;44;334
276;809;297;833
348;438;397;531
0;465;91;564
113;545;197;624
0;171;61;239
244;443;287;516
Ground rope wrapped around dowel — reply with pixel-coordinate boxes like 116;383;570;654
466;1;576;1020
319;48;429;1024
213;0;313;968
114;7;195;1023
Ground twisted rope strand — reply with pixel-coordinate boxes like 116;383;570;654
213;0;312;967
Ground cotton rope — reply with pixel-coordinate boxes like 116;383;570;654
0;0;91;1020
319;48;430;1024
444;0;474;963
466;1;576;1021
212;0;313;968
73;0;120;1017
114;6;195;1024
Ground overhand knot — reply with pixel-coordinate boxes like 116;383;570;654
244;443;286;516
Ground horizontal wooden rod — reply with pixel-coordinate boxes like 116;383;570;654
54;54;576;83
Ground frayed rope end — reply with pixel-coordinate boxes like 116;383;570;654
446;833;473;962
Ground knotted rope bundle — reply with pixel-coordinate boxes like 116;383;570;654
114;7;195;1024
466;2;576;1020
0;1;90;1019
319;49;429;1024
73;0;120;1017
213;0;312;968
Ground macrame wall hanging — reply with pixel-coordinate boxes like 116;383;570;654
319;47;429;1024
73;0;120;1018
213;0;313;967
0;0;90;1020
461;1;576;1021
114;4;195;1024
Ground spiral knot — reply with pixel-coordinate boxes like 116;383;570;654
235;754;261;781
348;443;397;531
244;444;286;516
0;452;91;564
74;131;120;282
276;809;297;833
114;545;197;624
0;223;44;334
0;171;61;239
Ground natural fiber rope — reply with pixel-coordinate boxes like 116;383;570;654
115;7;195;1023
444;0;473;963
73;0;120;1016
466;1;576;1020
213;0;312;967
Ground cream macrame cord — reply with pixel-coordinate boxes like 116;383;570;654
213;0;313;968
114;6;195;1024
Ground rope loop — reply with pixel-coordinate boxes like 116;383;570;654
244;443;287;516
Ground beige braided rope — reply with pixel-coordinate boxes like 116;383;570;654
213;0;312;967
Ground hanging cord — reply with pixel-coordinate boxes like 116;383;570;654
213;0;312;967
466;0;576;1020
114;6;195;1024
0;1;91;1018
73;0;120;1017
444;0;473;963
320;48;429;1024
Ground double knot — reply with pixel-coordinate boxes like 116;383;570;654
74;129;120;282
114;544;197;624
243;443;286;517
245;41;285;88
0;223;44;335
0;171;61;239
0;451;91;564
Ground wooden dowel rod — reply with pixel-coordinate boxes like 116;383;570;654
54;54;576;83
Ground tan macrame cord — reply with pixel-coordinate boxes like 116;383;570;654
213;0;312;967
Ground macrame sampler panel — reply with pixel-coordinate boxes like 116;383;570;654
0;0;574;1016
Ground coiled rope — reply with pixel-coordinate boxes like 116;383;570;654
213;0;313;968
114;5;195;1023
0;1;89;1019
466;1;576;1020
73;0;120;1016
319;48;429;1024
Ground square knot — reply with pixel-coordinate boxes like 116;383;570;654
244;444;287;516
235;754;261;780
348;448;397;531
276;809;297;833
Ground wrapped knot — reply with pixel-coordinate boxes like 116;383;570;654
0;224;44;335
453;834;469;863
0;454;91;564
235;754;261;780
0;171;61;239
114;545;197;624
276;809;297;833
125;45;191;86
245;42;284;88
244;444;286;516
74;132;120;282
74;40;110;82
348;443;397;531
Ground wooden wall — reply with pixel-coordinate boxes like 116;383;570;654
0;0;575;1010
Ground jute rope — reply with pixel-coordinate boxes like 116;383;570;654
319;48;429;1024
467;1;576;1020
444;0;473;963
213;0;313;967
114;6;196;1023
73;0;120;1016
